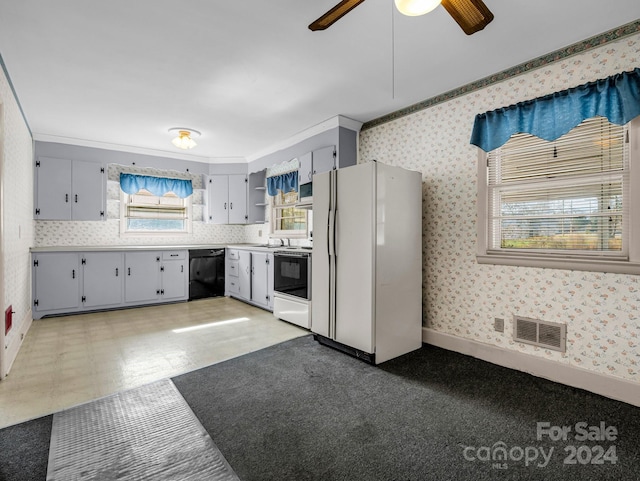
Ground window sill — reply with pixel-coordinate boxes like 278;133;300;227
269;232;309;240
120;231;191;238
476;253;640;275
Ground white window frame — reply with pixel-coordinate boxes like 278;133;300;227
477;116;640;275
120;188;192;237
269;190;309;239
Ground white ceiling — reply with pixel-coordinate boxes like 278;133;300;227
1;1;639;163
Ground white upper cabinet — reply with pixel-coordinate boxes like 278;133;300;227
35;157;105;220
311;145;336;177
205;174;248;224
228;174;248;224
298;146;336;185
207;175;231;224
299;151;313;185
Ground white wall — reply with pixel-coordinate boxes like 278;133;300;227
360;33;640;385
0;64;34;376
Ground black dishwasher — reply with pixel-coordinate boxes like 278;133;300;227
188;249;225;300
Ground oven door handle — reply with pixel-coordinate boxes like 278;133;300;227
274;252;310;258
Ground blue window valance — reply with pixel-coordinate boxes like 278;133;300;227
267;171;298;196
470;68;640;152
120;173;193;198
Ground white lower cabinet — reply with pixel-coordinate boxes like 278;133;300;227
225;248;274;311
238;250;252;301
161;251;187;300
32;249;188;319
125;251;161;304
225;249;241;297
82;252;123;308
251;252;274;310
32;252;80;313
124;250;188;303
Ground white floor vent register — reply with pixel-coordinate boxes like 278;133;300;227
513;316;566;353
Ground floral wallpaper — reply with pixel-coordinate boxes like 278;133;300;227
1;63;34;359
359;34;640;382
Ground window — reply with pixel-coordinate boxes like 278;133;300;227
270;190;308;238
477;116;640;274
120;188;192;235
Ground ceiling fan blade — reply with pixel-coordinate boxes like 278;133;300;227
441;0;494;35
309;0;367;31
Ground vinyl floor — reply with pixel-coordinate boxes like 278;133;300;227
0;297;307;429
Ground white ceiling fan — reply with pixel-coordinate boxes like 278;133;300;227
309;0;494;35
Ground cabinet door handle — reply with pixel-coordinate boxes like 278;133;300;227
115;268;119;277
72;269;75;279
230;202;233;209
224;202;227;210
181;265;184;273
75;194;78;203
128;267;131;276
65;194;69;203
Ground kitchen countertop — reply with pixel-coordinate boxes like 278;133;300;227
227;244;313;253
30;244;229;253
30;243;313;253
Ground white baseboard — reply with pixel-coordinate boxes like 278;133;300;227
3;309;33;378
422;327;640;408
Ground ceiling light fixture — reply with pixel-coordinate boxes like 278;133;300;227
394;0;442;16
168;128;200;150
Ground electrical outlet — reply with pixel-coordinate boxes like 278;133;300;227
494;317;505;333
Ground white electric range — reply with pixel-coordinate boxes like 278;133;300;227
272;247;311;329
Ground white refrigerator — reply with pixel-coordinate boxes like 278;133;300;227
311;161;423;364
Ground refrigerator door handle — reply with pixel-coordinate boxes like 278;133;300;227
328;209;335;257
333;209;338;257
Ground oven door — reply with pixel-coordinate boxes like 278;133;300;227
273;252;310;301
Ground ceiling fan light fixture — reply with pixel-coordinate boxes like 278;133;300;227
168;128;200;150
395;0;442;16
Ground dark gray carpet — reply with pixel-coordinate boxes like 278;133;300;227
0;415;51;481
172;335;640;481
2;335;639;481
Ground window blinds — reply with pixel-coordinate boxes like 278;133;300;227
487;116;628;254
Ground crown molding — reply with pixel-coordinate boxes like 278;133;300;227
245;115;363;163
33;133;214;164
